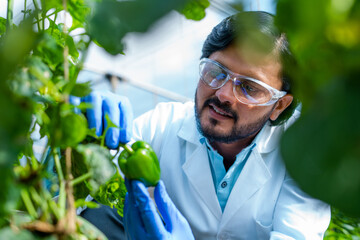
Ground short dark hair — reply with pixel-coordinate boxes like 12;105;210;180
201;11;299;125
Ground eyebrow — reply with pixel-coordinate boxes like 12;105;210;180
213;59;263;82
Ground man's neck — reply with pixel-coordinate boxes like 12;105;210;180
209;134;257;171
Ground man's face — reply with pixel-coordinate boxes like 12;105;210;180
195;44;286;143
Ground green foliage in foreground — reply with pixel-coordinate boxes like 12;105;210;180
0;0;209;238
325;208;360;239
276;0;360;217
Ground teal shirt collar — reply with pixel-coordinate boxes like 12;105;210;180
199;124;267;211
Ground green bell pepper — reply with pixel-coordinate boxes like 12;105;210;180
118;141;160;187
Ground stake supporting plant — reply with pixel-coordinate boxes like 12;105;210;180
6;0;14;31
62;0;77;233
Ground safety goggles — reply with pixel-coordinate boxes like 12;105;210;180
199;58;287;106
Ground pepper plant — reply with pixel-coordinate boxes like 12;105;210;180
0;0;209;239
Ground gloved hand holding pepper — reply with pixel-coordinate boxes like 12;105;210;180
124;179;195;240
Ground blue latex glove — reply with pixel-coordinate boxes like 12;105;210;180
70;91;133;149
124;179;194;240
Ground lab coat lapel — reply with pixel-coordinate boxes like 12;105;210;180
178;112;222;220
182;144;222;220
221;147;271;227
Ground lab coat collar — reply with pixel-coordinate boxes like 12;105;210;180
177;106;203;146
177;104;299;226
178;108;222;219
177;108;276;221
253;122;285;154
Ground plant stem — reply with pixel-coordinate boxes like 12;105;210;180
52;12;58;35
53;149;66;218
6;0;14;31
41;0;45;30
63;0;76;233
21;189;38;219
71;172;92;186
32;0;41;31
42;188;61;221
23;0;27;21
30;186;53;222
120;143;134;155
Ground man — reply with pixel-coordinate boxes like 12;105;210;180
80;11;330;239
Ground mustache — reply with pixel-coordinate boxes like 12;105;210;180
203;97;238;122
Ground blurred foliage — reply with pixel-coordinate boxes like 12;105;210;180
180;0;210;21
87;0;210;54
325;207;360;239
0;18;39;227
276;0;360;217
0;0;209;238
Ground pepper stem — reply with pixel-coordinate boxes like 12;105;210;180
120;143;134;155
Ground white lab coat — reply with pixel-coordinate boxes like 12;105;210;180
132;101;330;240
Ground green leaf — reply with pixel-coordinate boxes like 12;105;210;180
0;227;36;240
68;0;91;30
0;19;38;225
74;144;115;195
0;17;7;36
178;0;210;21
92;170;127;217
87;0;187;55
76;216;108;240
46;104;88;148
280;77;360;217
42;0;63;12
75;199;99;209
105;114;119;129
68;81;92;97
276;0;360;217
33;33;63;71
0;19;38;78
66;34;79;59
58;113;88;148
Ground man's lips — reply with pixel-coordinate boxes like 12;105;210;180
209;104;233;118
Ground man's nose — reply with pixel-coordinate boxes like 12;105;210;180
215;79;236;104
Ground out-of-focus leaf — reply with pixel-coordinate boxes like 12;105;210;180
0;19;38;225
34;33;63;71
0;227;36;240
75;199;98;209
66;34;79;59
178;0;210;21
45;104;87;148
280;76;360;217
42;0;63;12
76;216;108;240
0;19;38;78
68;81;92;97
87;0;187;55
276;0;360;217
0;17;6;36
325;207;360;239
74;144;114;195
276;0;360;108
57;113;88;148
68;0;91;30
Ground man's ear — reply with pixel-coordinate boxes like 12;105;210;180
270;94;293;121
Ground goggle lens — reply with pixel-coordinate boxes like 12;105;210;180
234;78;271;104
200;59;274;105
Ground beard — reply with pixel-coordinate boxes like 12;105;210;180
195;91;273;144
